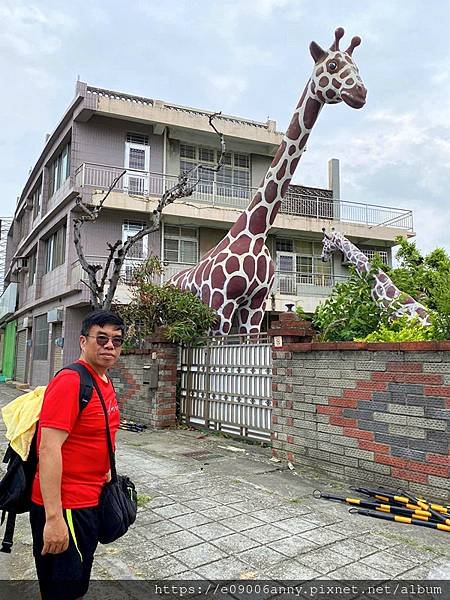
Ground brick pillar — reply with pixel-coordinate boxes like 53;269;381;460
268;311;315;344
144;330;178;429
111;330;178;429
269;311;314;461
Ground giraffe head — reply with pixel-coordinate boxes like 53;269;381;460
321;227;339;262
310;27;367;109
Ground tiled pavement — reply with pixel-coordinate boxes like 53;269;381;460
0;383;449;583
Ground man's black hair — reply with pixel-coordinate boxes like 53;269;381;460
81;310;126;337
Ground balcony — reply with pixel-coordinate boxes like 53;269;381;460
75;163;413;231
70;258;346;302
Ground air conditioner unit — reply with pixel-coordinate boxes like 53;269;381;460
47;308;64;323
12;257;28;274
23;316;32;328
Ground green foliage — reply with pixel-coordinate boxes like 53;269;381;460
294;304;312;321
118;257;217;346
312;267;383;341
358;316;434;342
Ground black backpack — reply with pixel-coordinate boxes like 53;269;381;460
0;363;95;553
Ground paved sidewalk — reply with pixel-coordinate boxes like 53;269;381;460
0;383;449;582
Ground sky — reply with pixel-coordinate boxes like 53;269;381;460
1;0;450;256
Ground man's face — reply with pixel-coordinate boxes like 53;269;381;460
80;324;123;370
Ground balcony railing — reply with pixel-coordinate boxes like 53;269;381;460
71;257;347;299
75;163;413;231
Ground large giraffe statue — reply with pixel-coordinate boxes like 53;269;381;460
321;228;431;325
171;28;367;334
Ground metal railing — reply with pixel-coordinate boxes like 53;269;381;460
75;163;413;230
274;270;349;295
71;257;347;297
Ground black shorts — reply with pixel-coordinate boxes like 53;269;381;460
30;502;100;600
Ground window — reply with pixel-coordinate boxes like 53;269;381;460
45;226;66;272
164;225;198;264
276;239;294;253
48;143;71;197
28;250;37;286
30;180;42;220
122;221;149;282
179;144;250;198
34;314;49;361
276;238;333;291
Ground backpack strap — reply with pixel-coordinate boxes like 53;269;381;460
56;363;94;413
0;511;16;553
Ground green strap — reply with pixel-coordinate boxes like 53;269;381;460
66;509;83;562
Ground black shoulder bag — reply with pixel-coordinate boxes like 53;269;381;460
91;379;138;544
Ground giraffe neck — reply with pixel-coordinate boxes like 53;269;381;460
228;79;324;241
333;235;370;276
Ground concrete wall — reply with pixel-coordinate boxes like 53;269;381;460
271;342;450;502
74;116;163;174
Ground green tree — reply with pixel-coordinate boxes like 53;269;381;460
117;257;217;346
312;266;384;341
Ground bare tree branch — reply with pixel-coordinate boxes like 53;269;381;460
73;115;225;310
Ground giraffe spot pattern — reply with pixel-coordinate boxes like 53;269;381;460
319;76;329;87
254;238;264;255
240;308;249;323
317;90;325;103
304;97;321;129
256;255;268;281
243;255;255;280
211;265;226;290
212;291;224;309
286;112;301;140
340;68;351;78
264;180;278;203
276;158;288;180
247;192;262;213
290;156;300;176
346;78;354;85
223;302;234;319
268;201;281;226
270;141;286;167
332;78;342;89
315;67;324;76
229;235;251;254
326;89;336;99
288;144;296;156
227;276;246;300
229;214;248;237
281;180;290;197
249;206;268;235
251;310;263;325
225;256;240;274
296;86;308;109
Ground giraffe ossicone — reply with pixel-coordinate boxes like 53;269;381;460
170;28;367;335
321;228;431;326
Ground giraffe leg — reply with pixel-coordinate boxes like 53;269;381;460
237;290;268;335
210;302;237;336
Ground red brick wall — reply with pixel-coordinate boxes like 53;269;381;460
272;342;450;503
109;339;177;429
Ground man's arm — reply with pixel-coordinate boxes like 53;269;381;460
38;427;70;555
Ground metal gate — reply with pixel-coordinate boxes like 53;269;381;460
14;329;27;382
179;334;272;441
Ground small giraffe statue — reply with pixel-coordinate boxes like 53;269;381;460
321;228;431;325
171;28;367;334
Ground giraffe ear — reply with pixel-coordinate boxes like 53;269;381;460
310;41;326;64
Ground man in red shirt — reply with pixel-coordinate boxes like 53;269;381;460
30;310;125;599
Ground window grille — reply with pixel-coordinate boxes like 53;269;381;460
34;314;49;361
126;133;149;145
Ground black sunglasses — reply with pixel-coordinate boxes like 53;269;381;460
86;334;124;348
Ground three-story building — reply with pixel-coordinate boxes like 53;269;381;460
1;81;414;385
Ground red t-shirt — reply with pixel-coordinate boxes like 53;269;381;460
31;360;120;509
